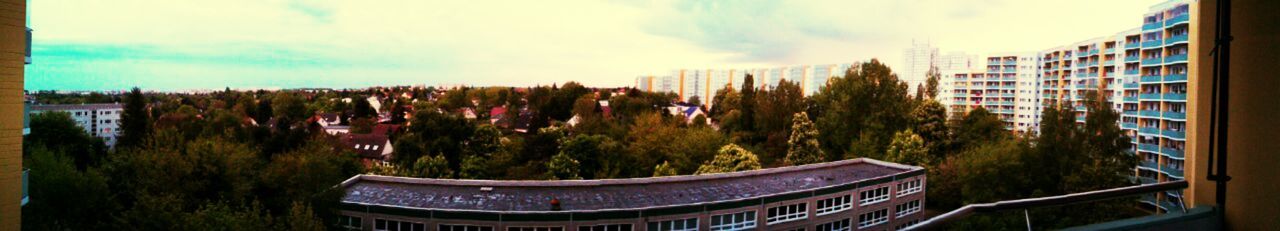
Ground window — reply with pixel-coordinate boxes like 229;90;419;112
896;200;922;218
815;218;851;231
766;203;808;224
859;187;890;205
815;194;852;216
857;209;889;228
439;224;494;231
375;218;426;231
647;218;697;231
895;219;921;230
897;179;922;197
508;227;564;231
578;224;633;231
710;211;756;231
337;215;362;231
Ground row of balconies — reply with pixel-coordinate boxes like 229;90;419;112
1166;14;1190;27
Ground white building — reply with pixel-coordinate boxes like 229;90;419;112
29;104;124;147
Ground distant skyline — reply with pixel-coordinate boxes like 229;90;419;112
27;0;1162;91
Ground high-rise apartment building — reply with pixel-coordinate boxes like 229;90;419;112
634;63;855;108
939;53;1040;132
902;40;939;95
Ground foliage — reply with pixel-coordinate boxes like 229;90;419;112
810;60;913;160
24;111;107;169
695;144;763;174
652;161;678;177
784;112;825;166
912;100;949;160
546;152;582;180
885;129;929;167
119;87;152;148
413;154;453;178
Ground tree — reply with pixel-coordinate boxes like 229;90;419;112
119;87;151;148
353;97;376;120
546;152;582;180
413;154;453;178
25;111;107;169
784;112;825;166
913;100;949;160
687;96;701;106
754;79;806;160
284;202;325;231
458;155;489;179
22;147;116;230
811;60;912;160
652;161;678;177
925;67;941;99
695;144;762;174
737;74;757;133
951;107;1007;150
885;129;928;166
557;134;623;179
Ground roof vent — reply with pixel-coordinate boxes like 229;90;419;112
550;198;562;211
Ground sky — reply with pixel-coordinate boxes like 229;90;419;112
26;0;1164;92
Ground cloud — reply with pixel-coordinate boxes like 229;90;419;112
26;0;1165;91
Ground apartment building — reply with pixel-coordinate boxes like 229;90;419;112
336;159;926;231
939;53;1040;132
1133;0;1192;213
634;63;855;108
28;104;124;147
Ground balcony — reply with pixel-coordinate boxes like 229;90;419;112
1142;57;1164;65
1122;122;1138;129
1143;22;1163;31
1138;160;1160;170
1003;60;1016;65
1164;93;1187;101
1142;75;1163;82
1123;110;1138;116
1165;54;1188;63
1142;39;1163;48
1163;167;1184;178
1164;111;1187;120
1003;68;1017;74
1163;129;1186;140
1125;42;1140;49
1075;105;1088;111
1104;48;1116;54
1124;56;1140;63
1139;143;1160;152
1104;60;1116;66
1139;93;1162;100
1167;34;1189;45
1124;82;1139;88
1088;72;1099;78
1161;147;1186;159
1125;69;1140;76
1165;14;1189;26
1124;96;1139;102
22;169;28;207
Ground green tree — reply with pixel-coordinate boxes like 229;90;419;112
695;144;763;174
458;155;489;179
912;100;949;160
413;154;453;178
784;112;825;166
951;107;1007;150
284;202;325;231
546;152;582;180
885;129;928;166
754;79;806;160
22;147;116;230
25;111;106;169
925;67;941;99
119;87;151;148
811;60;912;160
557;134;623;179
652;161;678;177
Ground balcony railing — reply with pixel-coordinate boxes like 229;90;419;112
1163;129;1186;140
1143;22;1164;31
1124;82;1139;88
1139;143;1160;152
1122;122;1138;129
1104;60;1116;66
1142;57;1164;65
1161;147;1185;159
1142;39;1164;48
1140;128;1162;137
1123;110;1138;116
1165;54;1188;63
1164;111;1187;120
21;169;28;206
1138;160;1160;170
1141;75;1163;82
1162;167;1184;178
1125;69;1140;76
1164;93;1187;101
1165;14;1189;26
1123;96;1139;102
1125;42;1140;49
1167;34;1189;44
1165;74;1188;81
906;181;1189;230
1003;60;1016;65
1139;93;1162;100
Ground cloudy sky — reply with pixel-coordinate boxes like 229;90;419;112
26;0;1163;91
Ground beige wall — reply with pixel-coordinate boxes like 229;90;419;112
0;0;23;229
1190;0;1280;230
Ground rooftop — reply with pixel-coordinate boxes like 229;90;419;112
339;158;921;212
29;103;123;111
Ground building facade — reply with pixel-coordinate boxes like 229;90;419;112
939;53;1041;132
29;104;124;147
634;63;855;109
336;159;926;231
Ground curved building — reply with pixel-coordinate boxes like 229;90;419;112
336;158;926;231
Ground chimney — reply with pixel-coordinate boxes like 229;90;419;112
550;198;562;211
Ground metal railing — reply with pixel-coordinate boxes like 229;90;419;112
905;180;1188;230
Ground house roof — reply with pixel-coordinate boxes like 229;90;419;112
343;133;391;159
339;158;922;212
317;113;340;124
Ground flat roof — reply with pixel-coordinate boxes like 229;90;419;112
339;158;922;212
29;103;123;111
